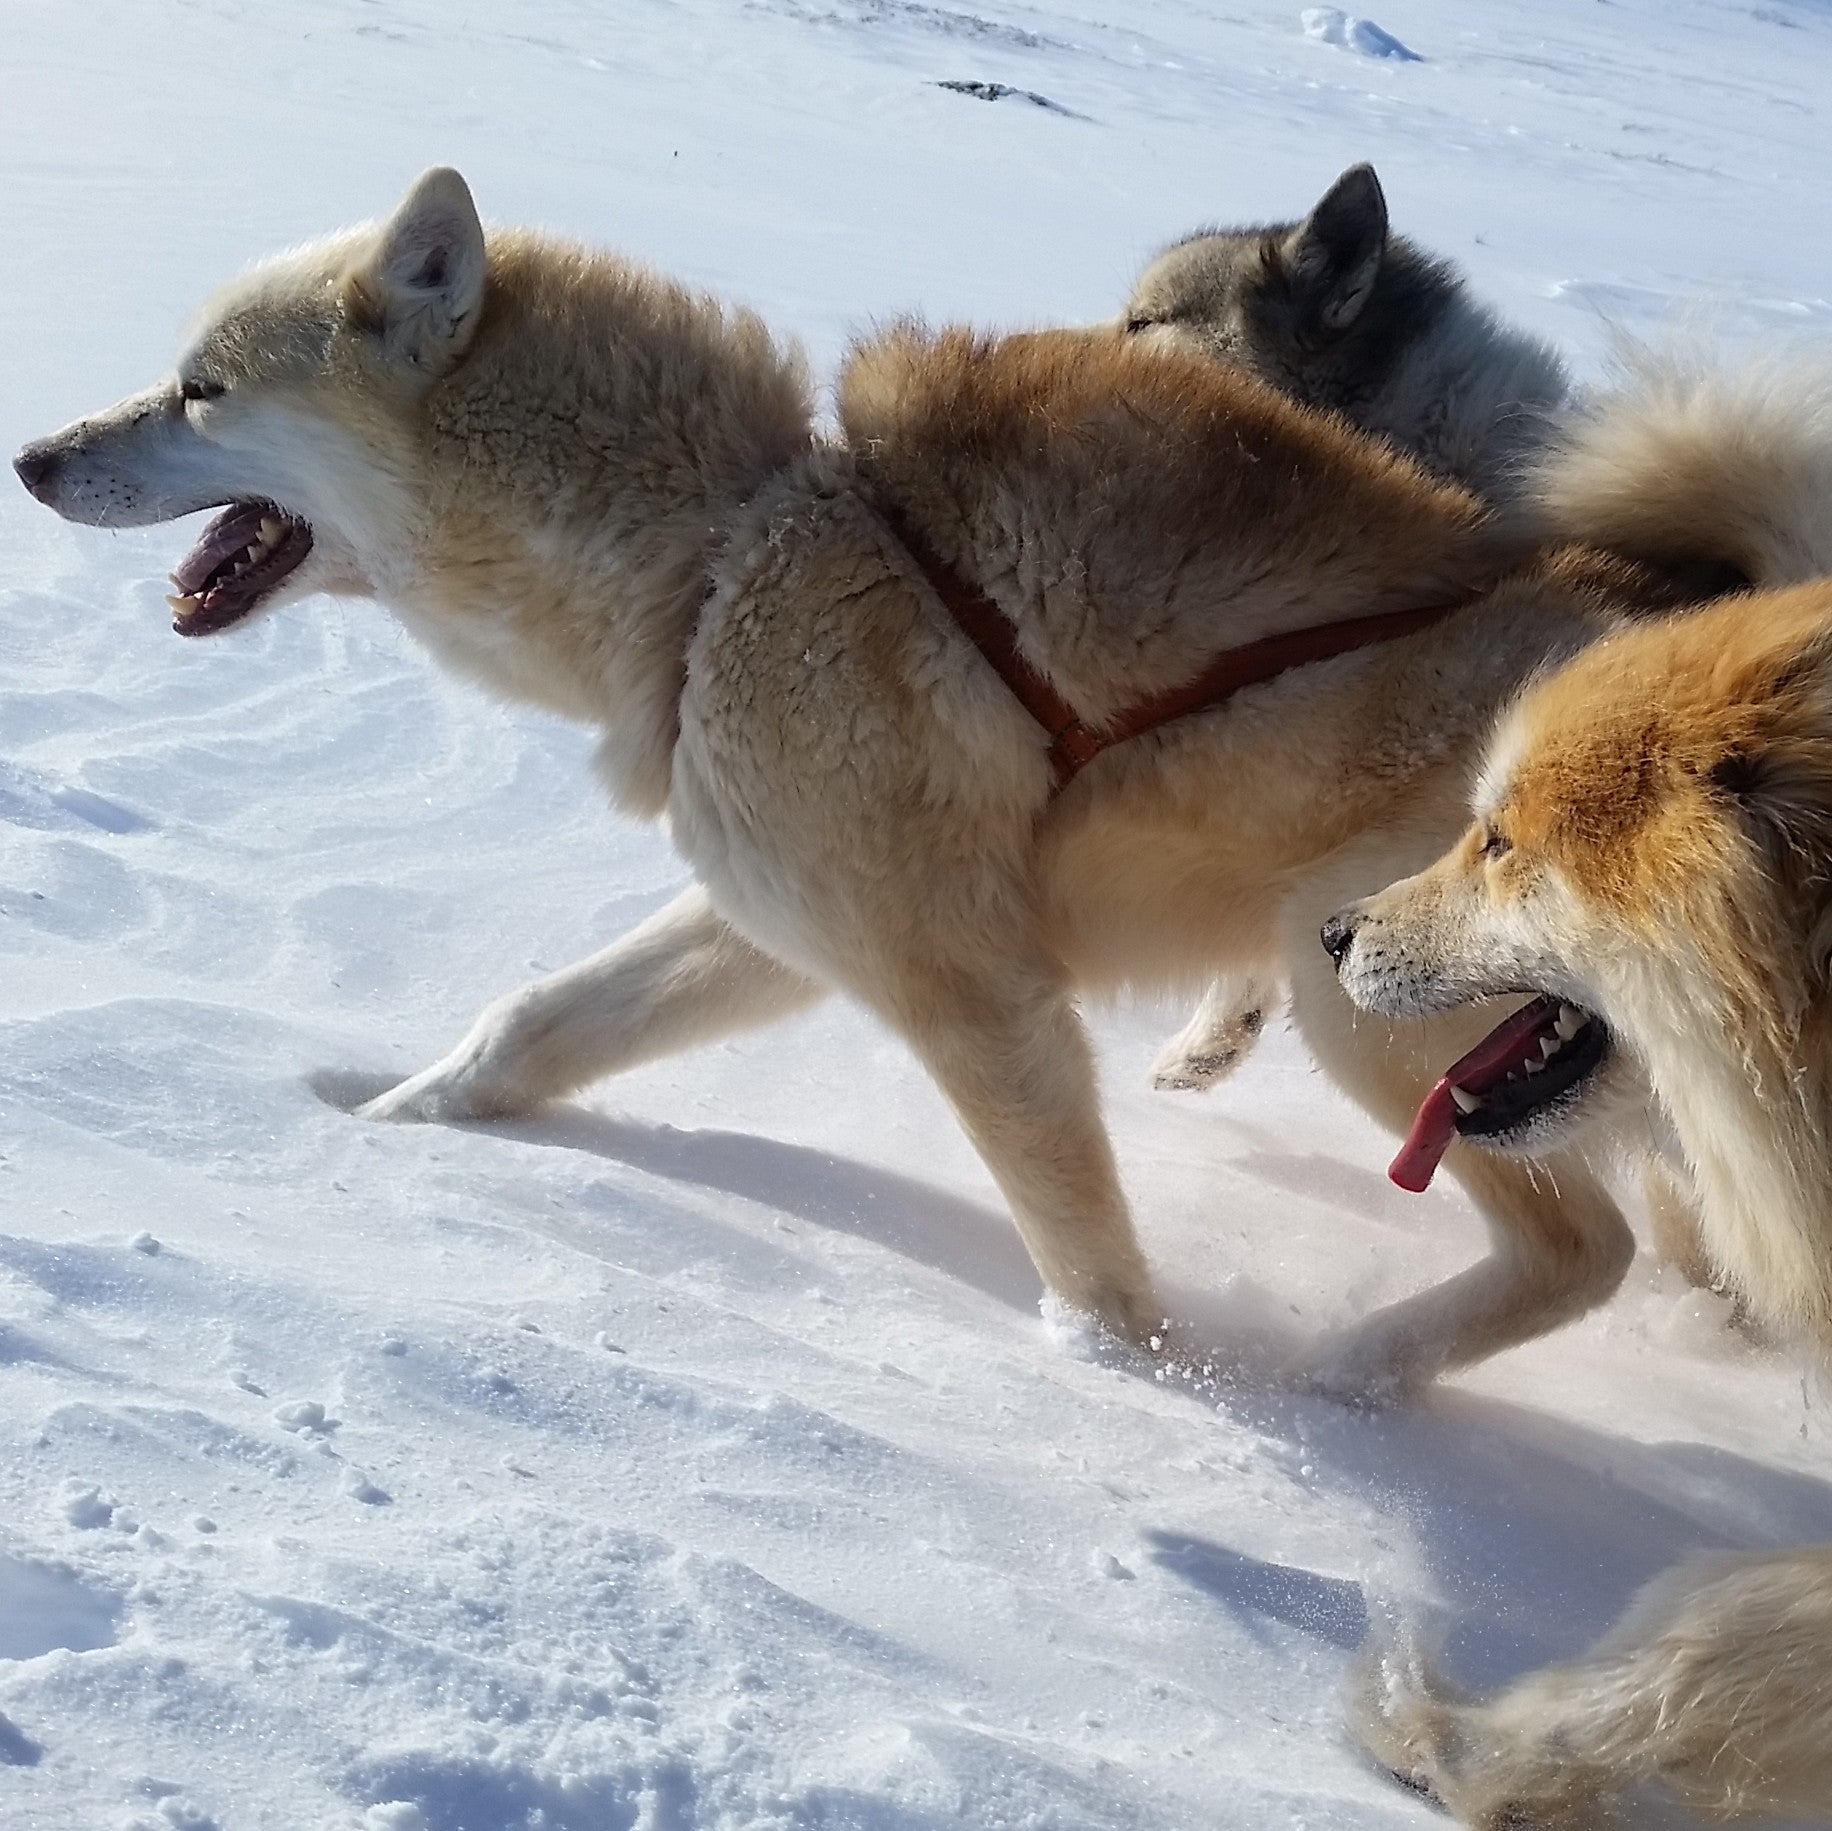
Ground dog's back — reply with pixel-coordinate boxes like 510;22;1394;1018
839;323;1510;718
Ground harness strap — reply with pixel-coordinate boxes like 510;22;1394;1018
881;505;1467;793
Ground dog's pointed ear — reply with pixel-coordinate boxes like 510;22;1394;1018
351;168;487;373
1287;164;1387;332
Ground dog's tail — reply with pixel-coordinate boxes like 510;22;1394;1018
1534;342;1832;592
1349;1546;1832;1827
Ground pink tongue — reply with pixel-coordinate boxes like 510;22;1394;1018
1390;1084;1459;1192
172;503;264;595
1386;995;1559;1193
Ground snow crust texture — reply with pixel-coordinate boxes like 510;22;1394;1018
3;1;1832;1827
1300;12;1422;63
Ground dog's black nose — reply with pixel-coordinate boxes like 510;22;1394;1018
13;442;60;501
1320;910;1360;967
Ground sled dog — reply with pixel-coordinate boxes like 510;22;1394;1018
9;171;1756;1393
1328;355;1832;1823
1125;163;1567;510
1126;164;1570;1093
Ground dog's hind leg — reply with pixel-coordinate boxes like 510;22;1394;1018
875;947;1161;1345
1287;949;1635;1399
1148;968;1280;1092
358;884;823;1123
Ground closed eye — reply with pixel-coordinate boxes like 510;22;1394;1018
180;377;226;403
1480;827;1513;860
1124;315;1155;334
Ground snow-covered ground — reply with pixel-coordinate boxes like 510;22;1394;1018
3;2;1832;1826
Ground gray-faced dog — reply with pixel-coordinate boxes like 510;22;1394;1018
1126;163;1566;510
1130;165;1571;1094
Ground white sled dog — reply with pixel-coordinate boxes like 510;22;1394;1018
1125;163;1570;1094
8;170;1752;1391
1328;352;1832;1824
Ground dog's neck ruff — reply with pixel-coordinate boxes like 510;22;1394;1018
877;504;1470;793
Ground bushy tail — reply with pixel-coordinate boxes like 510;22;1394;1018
1533;342;1832;590
1350;1547;1832;1826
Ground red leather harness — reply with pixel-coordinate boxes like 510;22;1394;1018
880;506;1468;793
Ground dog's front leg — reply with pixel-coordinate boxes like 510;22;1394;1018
359;884;823;1122
1286;943;1634;1399
879;953;1161;1345
1306;1141;1634;1400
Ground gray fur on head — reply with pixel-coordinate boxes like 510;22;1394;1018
1125;163;1569;507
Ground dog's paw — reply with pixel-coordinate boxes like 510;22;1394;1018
311;1064;500;1125
346;1055;516;1121
355;1083;446;1124
1148;1005;1265;1093
1041;1290;1174;1365
353;1061;506;1124
1289;1336;1416;1410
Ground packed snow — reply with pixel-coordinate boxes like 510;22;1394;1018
1299;12;1422;63
3;1;1832;1826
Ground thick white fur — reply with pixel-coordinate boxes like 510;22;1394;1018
1355;1548;1832;1826
1538;338;1832;588
1335;345;1832;1824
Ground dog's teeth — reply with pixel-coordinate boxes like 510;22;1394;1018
1539;1036;1561;1059
165;593;194;614
1449;1084;1481;1114
258;517;282;544
1555;1005;1583;1040
1525;1056;1545;1075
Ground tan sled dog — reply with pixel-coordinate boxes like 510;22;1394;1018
1328;364;1832;1820
7;170;1757;1390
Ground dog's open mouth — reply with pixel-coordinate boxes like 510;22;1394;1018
1389;994;1610;1191
165;500;313;636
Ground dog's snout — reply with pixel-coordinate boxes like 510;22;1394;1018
1320;910;1361;969
13;441;61;502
